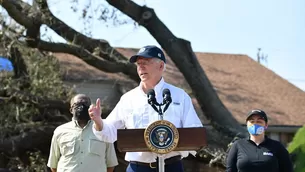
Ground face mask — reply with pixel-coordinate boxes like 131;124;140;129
247;124;265;135
72;103;90;122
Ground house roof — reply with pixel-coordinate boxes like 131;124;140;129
53;48;305;126
54;53;133;83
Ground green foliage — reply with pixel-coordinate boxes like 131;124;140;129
287;125;305;172
0;46;73;126
0;35;74;171
25;51;66;99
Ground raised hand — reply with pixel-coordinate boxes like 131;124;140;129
89;98;103;130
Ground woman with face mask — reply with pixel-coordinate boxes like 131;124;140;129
225;109;294;172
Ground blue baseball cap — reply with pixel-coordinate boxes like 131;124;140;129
129;45;166;63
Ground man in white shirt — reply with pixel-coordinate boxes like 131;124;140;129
89;45;203;172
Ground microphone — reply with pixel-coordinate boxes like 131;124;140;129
147;89;160;113
162;88;172;113
147;89;156;105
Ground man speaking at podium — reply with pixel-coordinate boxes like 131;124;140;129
89;45;203;172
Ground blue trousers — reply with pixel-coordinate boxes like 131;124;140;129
126;160;184;172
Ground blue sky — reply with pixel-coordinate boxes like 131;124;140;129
3;0;305;90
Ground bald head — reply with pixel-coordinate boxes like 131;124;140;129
70;94;91;122
70;94;91;108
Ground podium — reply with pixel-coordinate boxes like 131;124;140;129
116;125;207;171
117;127;207;152
116;88;207;171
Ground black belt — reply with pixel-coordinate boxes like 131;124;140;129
130;155;181;168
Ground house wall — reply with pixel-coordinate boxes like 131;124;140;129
265;131;295;146
64;80;121;109
241;125;300;147
269;132;280;141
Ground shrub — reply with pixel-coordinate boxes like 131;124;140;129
287;125;305;172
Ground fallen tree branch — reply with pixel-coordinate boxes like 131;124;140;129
0;125;55;157
0;0;140;82
36;0;129;62
0;122;64;133
35;40;139;82
0;168;14;172
199;147;226;167
0;88;70;114
0;117;114;156
7;45;31;90
0;0;38;29
2;28;139;82
0;86;116;120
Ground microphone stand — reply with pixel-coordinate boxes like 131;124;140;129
156;103;165;172
149;101;170;172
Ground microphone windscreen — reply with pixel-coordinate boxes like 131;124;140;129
147;89;155;98
162;88;171;97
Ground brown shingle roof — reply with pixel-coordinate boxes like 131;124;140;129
193;53;305;126
55;53;132;82
54;48;305;126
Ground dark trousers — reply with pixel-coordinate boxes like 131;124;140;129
126;160;184;172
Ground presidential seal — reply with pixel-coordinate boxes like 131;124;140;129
144;120;179;154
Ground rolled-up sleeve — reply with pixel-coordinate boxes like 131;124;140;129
47;130;61;169
182;91;203;128
105;143;119;167
92;120;118;143
92;98;125;143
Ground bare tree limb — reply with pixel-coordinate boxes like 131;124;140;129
0;126;55;156
0;86;116;120
35;40;140;82
1;23;140;82
35;0;128;62
0;0;38;29
0;0;140;82
0;88;70;114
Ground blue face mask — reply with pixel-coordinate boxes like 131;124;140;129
247;124;265;135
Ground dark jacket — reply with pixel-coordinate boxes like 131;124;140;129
226;136;293;172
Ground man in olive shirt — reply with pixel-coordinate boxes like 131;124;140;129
47;94;118;172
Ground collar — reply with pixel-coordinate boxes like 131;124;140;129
247;135;270;145
72;118;92;128
139;77;165;96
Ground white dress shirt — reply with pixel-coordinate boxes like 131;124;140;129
93;77;203;163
